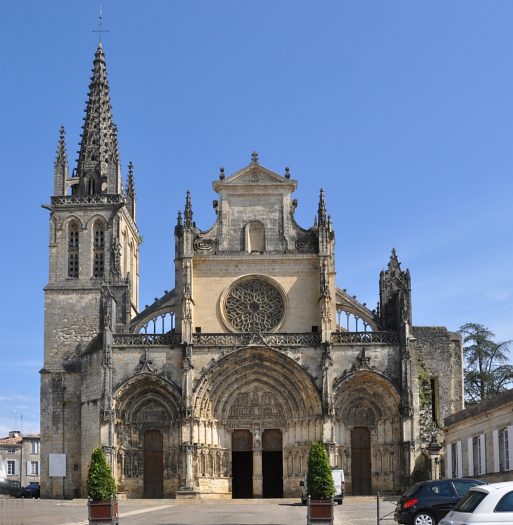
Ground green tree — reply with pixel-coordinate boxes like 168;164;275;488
87;447;117;501
459;323;513;404
306;442;335;500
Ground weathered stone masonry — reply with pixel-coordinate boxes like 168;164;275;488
41;43;464;499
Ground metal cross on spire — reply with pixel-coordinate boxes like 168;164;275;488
92;0;109;42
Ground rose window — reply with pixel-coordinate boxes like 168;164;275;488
224;278;285;332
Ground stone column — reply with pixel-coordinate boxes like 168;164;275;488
252;449;263;497
181;444;195;490
253;429;263;497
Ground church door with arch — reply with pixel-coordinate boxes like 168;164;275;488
351;427;371;495
232;430;253;498
144;430;163;498
262;429;283;498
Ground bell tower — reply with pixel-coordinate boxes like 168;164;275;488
41;43;140;498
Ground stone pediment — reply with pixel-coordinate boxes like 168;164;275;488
213;161;297;193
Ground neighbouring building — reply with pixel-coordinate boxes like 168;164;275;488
41;42;464;499
444;389;513;482
0;431;41;486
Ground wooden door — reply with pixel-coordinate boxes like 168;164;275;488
144;430;163;498
351;427;371;495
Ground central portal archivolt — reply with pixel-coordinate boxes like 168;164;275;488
193;347;321;423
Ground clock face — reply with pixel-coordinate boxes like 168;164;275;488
223;277;285;333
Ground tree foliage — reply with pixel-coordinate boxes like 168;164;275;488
459;323;513;405
87;447;117;501
306;442;335;500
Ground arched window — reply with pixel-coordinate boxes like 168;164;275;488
245;221;265;253
93;222;105;278
68;221;79;278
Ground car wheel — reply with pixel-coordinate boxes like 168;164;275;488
413;512;435;525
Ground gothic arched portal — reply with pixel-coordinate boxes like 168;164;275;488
193;347;322;498
334;370;402;494
113;373;181;498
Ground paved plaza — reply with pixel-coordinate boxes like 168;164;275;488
0;496;397;525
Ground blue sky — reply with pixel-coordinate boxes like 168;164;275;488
1;1;512;436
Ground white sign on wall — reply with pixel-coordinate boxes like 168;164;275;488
49;454;66;477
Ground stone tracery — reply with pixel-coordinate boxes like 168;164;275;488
224;278;284;333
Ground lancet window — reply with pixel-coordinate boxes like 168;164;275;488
93;222;105;278
68;221;79;278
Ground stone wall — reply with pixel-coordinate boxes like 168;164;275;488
411;327;463;424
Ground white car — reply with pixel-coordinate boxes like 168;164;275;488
440;481;513;525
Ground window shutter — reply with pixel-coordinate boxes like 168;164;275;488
26;461;30;475
456;441;463;478
493;430;500;473
446;444;452;478
467;437;473;476
479;433;486;475
507;425;513;471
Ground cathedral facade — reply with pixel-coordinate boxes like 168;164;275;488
41;43;463;499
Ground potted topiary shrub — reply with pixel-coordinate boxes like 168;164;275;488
87;447;119;525
306;442;335;524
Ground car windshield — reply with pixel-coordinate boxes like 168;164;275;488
454;490;487;512
453;481;480;497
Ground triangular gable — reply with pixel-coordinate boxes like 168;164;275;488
213;162;297;191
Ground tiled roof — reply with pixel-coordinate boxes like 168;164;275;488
0;436;22;446
0;433;39;446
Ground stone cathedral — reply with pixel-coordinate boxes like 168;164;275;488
41;43;464;499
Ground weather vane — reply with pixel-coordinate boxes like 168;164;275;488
92;0;109;42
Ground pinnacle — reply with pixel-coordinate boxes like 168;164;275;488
388;248;401;270
317;188;327;226
126;161;136;198
54;126;68;168
184;190;193;227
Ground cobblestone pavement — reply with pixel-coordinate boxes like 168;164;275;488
0;495;397;525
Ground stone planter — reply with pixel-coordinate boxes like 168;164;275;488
88;498;119;524
307;497;334;524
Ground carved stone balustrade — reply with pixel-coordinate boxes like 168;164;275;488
111;331;397;348
52;194;124;206
192;332;321;347
331;331;398;345
112;333;183;347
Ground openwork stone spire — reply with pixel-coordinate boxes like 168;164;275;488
76;42;120;194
